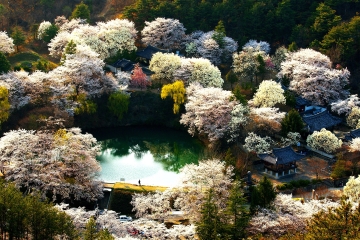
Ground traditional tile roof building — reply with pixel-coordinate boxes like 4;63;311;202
136;45;168;64
302;107;342;133
258;146;306;178
108;59;153;75
345;128;360;141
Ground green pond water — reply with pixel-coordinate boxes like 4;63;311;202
90;126;204;187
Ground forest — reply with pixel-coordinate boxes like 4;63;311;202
0;0;360;239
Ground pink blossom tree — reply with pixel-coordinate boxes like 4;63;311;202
130;64;150;89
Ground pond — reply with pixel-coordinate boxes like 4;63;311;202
90;126;205;187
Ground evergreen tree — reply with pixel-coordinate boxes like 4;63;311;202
196;188;228;240
213;20;226;48
0;86;10;128
250;176;276;212
281;108;305;136
70;2;90;23
61;40;77;64
11;26;26;52
42;24;59;43
0;52;11;73
84;217;98;240
226;70;238;90
305;200;360;239
225;180;249;239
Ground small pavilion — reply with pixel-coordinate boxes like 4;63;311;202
345;128;360;141
258;146;306;178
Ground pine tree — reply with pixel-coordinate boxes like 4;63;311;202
225;180;249;239
11;26;25;52
0;86;10;128
213;20;226;48
281;109;305;136
84;217;98;240
196;188;228;240
0;52;11;73
250;176;276;212
70;2;90;23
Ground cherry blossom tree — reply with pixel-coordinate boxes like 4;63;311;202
0;31;15;54
349;138;360;152
272;46;288;71
130;63;150;89
279;132;301;147
173;159;234;222
232;46;271;84
247;194;339;237
243;132;273;153
0;128;103;202
347;106;360;128
141;17;186;50
251;80;286;107
248;107;285;135
243;39;270;53
180;83;240;143
0;71;31;111
306;128;342;153
49;19;137;60
331;94;360;116
277;48;350;106
185;30;238;65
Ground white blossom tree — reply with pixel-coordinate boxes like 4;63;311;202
243;132;273;153
347;106;360;128
0;128;103;201
331;94;360;116
251;80;286;107
180;83;239;143
0;71;31;111
0;31;15;54
232;46;271;83
343;175;360;203
248;107;285;135
227;104;250;142
149;52;182;82
37;21;52;39
185;30;238;65
272;46;289;71
173;159;234;222
306;128;342;153
349;138;360;152
173;57;223;88
49;19;137;60
280;132;301;147
141;17;186;50
247;194;339;237
243;39;270;53
277;48;350;105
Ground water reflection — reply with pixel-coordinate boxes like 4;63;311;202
91;126;204;186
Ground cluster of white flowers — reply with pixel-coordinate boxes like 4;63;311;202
251;80;286;107
278;48;350;105
331;94;360;115
0;31;15;54
306;128;342;153
149;53;223;88
243;132;273;153
0;128;103;201
243;39;270;53
49;18;137;59
180;83;238;143
37;21;52;39
280;132;301;147
349;138;360;152
347;106;360;128
247;194;339;237
141;17;186;50
343;175;360;203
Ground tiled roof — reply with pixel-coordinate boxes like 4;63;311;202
295;97;310;107
258;146;305;165
112;59;135;71
136;45;168;60
302;110;342;132
345;128;360;141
